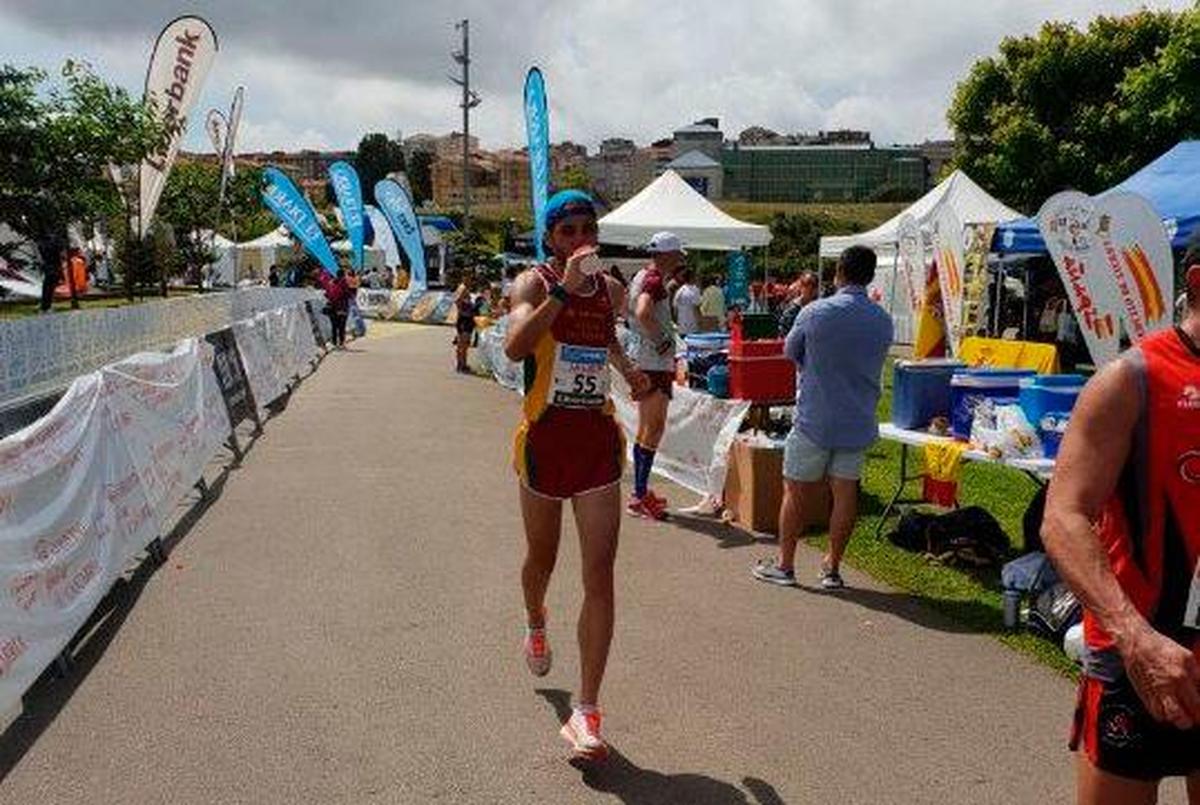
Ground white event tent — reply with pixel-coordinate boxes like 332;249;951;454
599;170;771;251
818;171;1022;344
818;170;1021;258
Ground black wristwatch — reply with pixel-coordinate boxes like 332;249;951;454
548;283;569;303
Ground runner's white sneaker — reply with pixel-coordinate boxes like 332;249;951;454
560;706;609;762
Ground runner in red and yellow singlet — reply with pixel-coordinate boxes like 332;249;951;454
504;190;650;763
1044;265;1200;804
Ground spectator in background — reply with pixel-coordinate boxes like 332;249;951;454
753;246;893;590
454;281;479;373
312;267;352;348
672;268;702;335
1056;300;1082;372
268;265;280;287
778;271;819;336
699;274;726;332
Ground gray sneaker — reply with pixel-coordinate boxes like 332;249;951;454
752;558;796;587
819;563;845;590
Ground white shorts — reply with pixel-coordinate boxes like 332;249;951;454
783;427;866;482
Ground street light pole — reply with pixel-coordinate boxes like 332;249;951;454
452;19;481;235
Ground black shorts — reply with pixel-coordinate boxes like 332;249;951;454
1071;674;1200;781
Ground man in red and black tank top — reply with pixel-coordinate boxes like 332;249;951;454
1044;265;1200;803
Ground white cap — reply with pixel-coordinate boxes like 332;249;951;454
645;231;687;254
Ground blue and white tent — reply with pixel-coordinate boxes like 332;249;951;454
993;141;1200;253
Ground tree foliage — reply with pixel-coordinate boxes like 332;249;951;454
0;61;175;305
408;150;434;206
948;7;1200;212
554;165;592;193
354;132;406;204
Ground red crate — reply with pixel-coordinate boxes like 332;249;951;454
730;337;786;359
729;355;795;402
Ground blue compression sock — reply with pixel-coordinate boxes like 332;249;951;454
634;444;656;498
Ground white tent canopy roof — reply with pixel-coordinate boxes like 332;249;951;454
818;170;1022;258
599;170;772;251
238;226;294;249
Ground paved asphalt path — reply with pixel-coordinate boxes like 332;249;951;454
0;325;1191;804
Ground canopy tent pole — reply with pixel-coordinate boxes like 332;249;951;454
992;262;1004;337
886;243;899;316
1022;263;1032;339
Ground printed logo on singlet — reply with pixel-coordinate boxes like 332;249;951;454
1178;385;1200;410
1178;450;1200;484
1099;704;1140;749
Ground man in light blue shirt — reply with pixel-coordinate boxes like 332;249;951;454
753;246;893;589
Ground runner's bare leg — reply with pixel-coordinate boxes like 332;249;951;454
571;483;620;705
520;486;563;628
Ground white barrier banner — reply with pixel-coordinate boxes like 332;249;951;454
611;377;750;498
234;315;288;418
99;339;230;532
357;288;399;320
0;337;229;726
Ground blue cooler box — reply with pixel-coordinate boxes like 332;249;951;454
892;359;964;429
950;369;1036;440
1019;375;1085;459
684;332;730;360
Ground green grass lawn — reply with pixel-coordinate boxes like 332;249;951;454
0;288;202;319
714;201;907;231
799;361;1079;677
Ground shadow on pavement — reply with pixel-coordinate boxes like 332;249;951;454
0;452;239;782
790;583;1000;635
667;513;763;550
535;689;786;805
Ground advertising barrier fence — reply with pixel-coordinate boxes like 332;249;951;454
0;297;325;728
0;288;323;410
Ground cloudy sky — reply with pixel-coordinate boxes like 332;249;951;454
0;0;1191;154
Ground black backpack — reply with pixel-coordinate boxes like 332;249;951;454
888;507;1012;567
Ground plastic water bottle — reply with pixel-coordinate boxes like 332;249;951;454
1002;590;1021;629
1063;623;1085;663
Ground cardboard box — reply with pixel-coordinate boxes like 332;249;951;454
723;437;830;534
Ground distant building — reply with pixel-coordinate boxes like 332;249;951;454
431;147;530;208
920;139;956;184
721;141;926;203
672;118;723;162
587;138;658;203
180;148;354;200
664;150;723;199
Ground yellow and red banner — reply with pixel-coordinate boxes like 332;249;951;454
931;205;967;356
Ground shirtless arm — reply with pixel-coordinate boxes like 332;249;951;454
504;271;558;362
1042;358;1200;727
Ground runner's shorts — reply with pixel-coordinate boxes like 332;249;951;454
513;408;624;500
1070;674;1200;780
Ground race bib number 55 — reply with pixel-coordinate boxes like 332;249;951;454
551;345;609;408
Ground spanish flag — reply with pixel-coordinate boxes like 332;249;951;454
914;261;947;358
